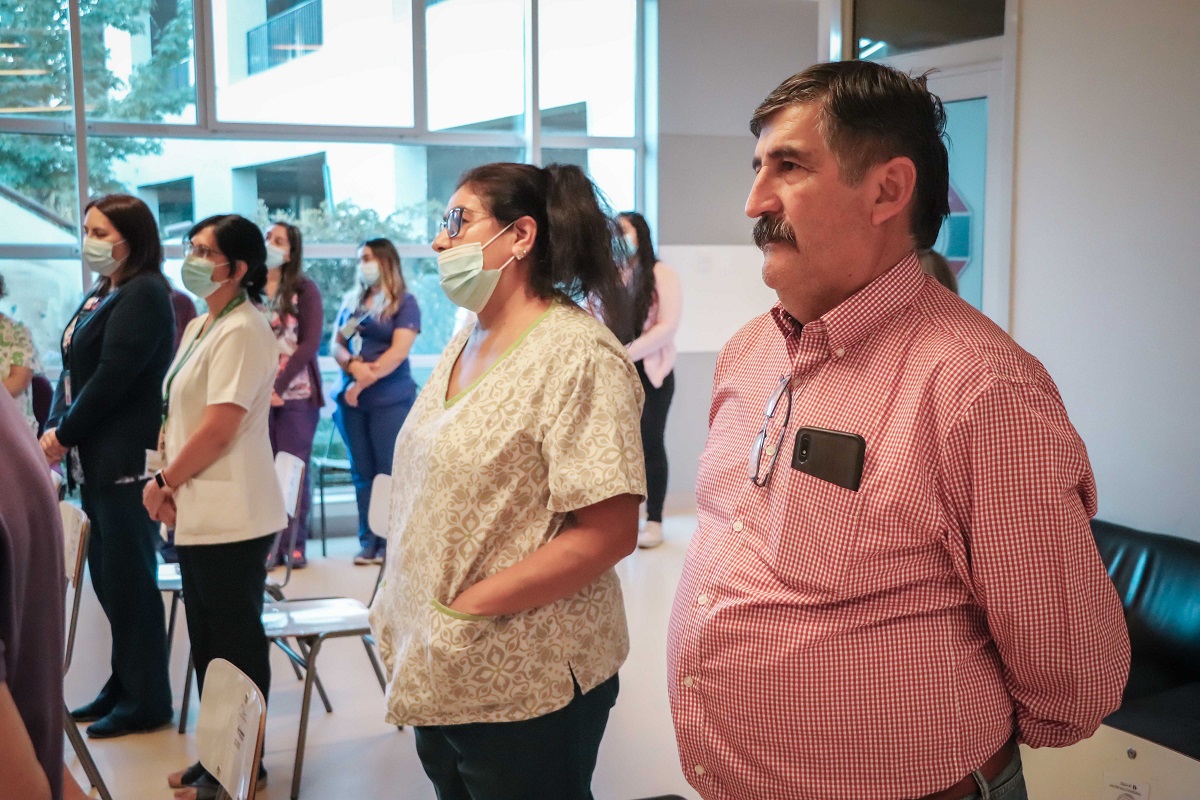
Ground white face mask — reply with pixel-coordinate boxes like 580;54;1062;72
82;237;125;277
436;222;517;313
181;255;230;299
265;243;287;270
358;260;381;286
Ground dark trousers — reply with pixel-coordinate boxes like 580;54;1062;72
269;400;320;556
637;364;674;523
176;534;274;700
78;481;173;722
414;674;619;800
333;398;413;551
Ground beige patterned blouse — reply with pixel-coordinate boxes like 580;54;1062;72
369;301;646;726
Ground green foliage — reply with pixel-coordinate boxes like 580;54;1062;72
0;0;194;219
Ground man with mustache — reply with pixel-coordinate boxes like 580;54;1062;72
667;61;1130;800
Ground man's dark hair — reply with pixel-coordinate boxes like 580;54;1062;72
750;61;950;249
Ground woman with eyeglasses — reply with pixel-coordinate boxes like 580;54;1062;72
369;162;645;800
617;211;682;549
141;214;286;797
331;237;420;565
42;193;174;739
262;221;324;569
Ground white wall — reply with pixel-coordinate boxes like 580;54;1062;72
1011;0;1200;539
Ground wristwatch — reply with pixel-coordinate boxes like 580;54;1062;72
154;469;174;490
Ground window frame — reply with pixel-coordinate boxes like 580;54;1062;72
0;0;650;294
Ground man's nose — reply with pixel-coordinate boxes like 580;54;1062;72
745;173;782;219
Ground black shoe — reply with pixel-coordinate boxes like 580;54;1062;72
70;695;118;723
85;711;173;739
353;546;375;565
176;766;267;799
168;761;208;789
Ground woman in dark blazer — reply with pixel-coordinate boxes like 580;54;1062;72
41;193;175;738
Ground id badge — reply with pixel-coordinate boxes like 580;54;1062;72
63;370;72;406
145;449;164;474
339;316;361;339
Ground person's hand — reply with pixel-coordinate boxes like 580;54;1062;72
270;391;285;407
143;478;175;521
349;360;376;386
344;383;361;408
39;428;67;463
159;498;177;528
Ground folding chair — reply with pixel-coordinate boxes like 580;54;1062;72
259;473;393;799
193;658;267;800
60;501;113;800
311;423;351;557
176;451;308;733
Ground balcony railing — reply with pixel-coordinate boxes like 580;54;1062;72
247;0;323;77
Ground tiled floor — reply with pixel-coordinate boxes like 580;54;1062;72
64;517;702;800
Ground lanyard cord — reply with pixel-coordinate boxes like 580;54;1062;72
161;293;246;426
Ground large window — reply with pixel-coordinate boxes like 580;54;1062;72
1;0;648;368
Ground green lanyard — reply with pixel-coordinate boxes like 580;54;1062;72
161;293;247;427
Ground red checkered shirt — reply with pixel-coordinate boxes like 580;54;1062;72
667;253;1130;800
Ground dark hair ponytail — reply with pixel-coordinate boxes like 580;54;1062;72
618;211;658;334
187;214;268;304
457;162;633;343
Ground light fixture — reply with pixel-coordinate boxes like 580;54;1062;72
859;40;887;59
0;68;49;76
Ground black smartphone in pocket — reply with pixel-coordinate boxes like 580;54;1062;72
791;427;866;491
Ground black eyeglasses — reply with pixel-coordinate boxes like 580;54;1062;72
749;374;792;487
440;206;491;239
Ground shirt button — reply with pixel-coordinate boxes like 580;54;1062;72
697;593;710;606
694;765;707;776
732;519;744;532
834;347;846;357
764;443;776;456
682;676;695;688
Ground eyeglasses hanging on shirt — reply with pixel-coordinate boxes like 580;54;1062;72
749;374;793;487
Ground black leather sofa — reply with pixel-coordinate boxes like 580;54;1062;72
1092;519;1200;759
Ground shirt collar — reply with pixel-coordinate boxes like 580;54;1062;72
770;251;924;365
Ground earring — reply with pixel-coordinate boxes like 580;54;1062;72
516;249;527;260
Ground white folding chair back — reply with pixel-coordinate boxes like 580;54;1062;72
275;450;306;519
196;658;267;800
367;473;391;538
59;501;89;673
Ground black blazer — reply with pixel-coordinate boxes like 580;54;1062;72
48;273;175;485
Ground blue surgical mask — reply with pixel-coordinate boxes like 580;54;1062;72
436;222;516;312
181;255;230;299
82;237;125;277
623;233;638;253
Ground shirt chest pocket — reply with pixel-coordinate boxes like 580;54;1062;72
763;469;866;597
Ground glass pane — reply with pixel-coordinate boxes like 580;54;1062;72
426;0;524;133
82;0;198;124
98;137;520;358
213;0;414;127
855;0;1005;60
0;259;82;371
0;132;81;232
0;3;72;119
542;148;636;212
932;97;987;310
539;0;636;137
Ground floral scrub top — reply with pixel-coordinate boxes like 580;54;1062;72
0;313;42;434
369;301;647;727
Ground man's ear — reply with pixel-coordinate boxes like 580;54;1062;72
868;156;917;228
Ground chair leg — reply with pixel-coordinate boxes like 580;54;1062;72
178;651;194;733
65;707;114;800
362;636;386;692
291;636;327;800
166;590;181;659
295;637;333;713
318;471;328;557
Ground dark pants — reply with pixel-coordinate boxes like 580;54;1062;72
333;398;412;552
269;400;320;556
637;364;674;523
176;534;274;700
78;481;173;722
414;674;619;800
